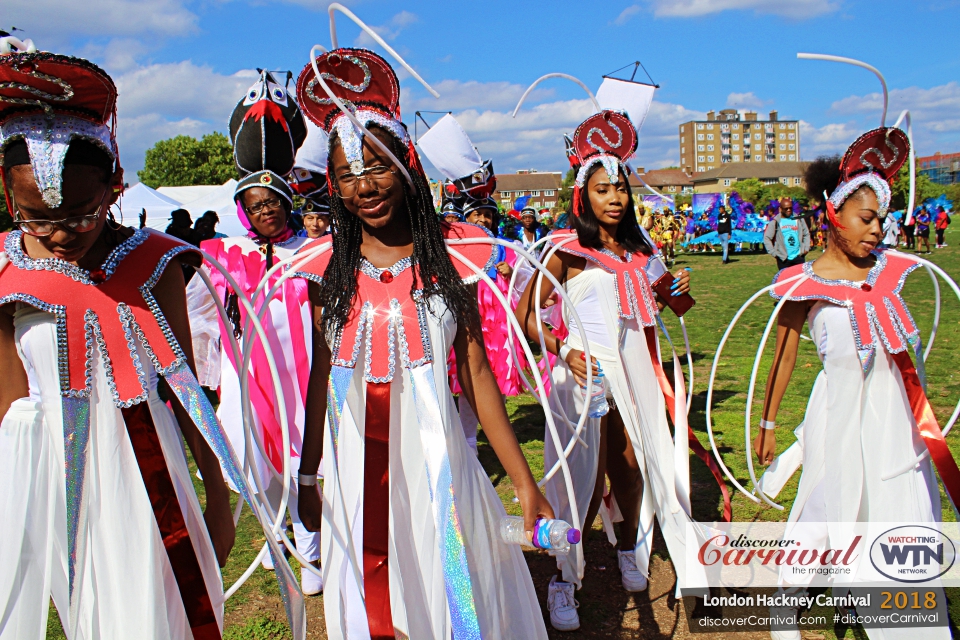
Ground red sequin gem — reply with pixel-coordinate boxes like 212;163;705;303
379;270;393;284
861;283;872;292
89;269;107;284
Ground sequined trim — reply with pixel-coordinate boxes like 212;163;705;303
829;172;891;219
574;155;623;188
332;300;368;369
358;256;412;281
5;228;149;285
332;109;410;175
363;301;396;384
0;292;74;395
137;244;195;365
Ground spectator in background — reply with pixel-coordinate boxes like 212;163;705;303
763;196;811;270
882;212;900;249
915;207;932;254
518;205;546;249
683;211;695;250
717;204;733;263
164;208;201;246
935;206;951;248
902;208;917;249
301;209;330;238
194;210;226;241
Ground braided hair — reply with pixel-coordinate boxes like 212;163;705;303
317;125;481;339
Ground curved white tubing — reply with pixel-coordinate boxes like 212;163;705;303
880;253;960;481
446;243;582;534
446;236;593;486
511;73;601;118
328;3;440;98
742;275;810;511
798;53;888;127
924;266;941;362
705;272;807;504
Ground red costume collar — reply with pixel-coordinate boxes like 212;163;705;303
771;250;920;367
547;229;658;326
294;221;496;378
0;229;199;404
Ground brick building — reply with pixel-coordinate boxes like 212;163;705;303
630;168;694;195
679;109;800;174
494;170;563;210
918;151;960;185
690;161;808;193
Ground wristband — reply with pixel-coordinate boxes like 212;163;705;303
297;472;318;486
760;419;777;431
558;343;573;363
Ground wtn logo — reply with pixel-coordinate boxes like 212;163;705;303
880;543;943;567
870;526;956;583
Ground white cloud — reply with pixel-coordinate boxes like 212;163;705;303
353;10;418;47
614;5;643;24
726;91;770;109
799;120;861;157
5;0;198;42
828;82;960;154
402;79;556;114
648;0;837;18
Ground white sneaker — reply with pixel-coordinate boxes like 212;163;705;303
617;550;648;592
302;561;323;596
547;576;580;631
768;588;804;640
262;547;276;571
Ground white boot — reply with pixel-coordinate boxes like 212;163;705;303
547;576;580;631
301;561;323;596
617;550;648;592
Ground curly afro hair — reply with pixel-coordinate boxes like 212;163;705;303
803;155;842;204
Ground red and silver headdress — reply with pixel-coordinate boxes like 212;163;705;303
0;45;118;208
513;73;656;217
828;126;909;220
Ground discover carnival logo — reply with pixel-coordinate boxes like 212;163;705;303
697;533;862;575
868;525;956;583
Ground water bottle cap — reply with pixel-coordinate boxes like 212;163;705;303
567;528;581;544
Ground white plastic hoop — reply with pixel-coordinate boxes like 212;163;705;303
798;53;889;127
511;73;601;118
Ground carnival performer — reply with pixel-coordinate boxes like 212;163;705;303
516;107;714;632
518;205;547;249
186;70;323;594
753;131;955;640
417;113;524;452
0;50;236;639
291;47;553;639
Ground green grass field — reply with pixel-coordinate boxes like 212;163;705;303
45;229;960;639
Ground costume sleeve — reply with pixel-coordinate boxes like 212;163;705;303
185;268;222;388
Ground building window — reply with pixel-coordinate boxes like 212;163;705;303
721;124;730;132
755;155;761;161
707;134;714;140
732;134;740;140
788;133;795;140
733;123;741;129
765;124;773;132
707;124;714;129
793;178;801;185
788;123;795;129
698;144;704;151
754;133;761;140
779;123;786;129
707;155;715;162
789;154;796;160
697;134;704;140
698;155;705;162
531;191;540;197
788;144;795;150
545;201;555;207
707;145;714;151
544;190;555;196
779;133;785;139
500;191;510;197
680;125;685;132
697;123;704;130
723;179;731;186
780;144;786;150
733;144;740;151
681;147;686;153
779;154;786;160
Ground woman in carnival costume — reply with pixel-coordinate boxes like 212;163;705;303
186;68;325;595
747;127;958;640
290;38;554;639
0;46;308;640
418;114;524;452
515;75;728;631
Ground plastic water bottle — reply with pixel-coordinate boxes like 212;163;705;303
583;371;609;418
499;516;582;553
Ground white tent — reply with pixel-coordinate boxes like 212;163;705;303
156;185;219;205
110;183;182;230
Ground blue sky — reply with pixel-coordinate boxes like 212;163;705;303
8;0;959;182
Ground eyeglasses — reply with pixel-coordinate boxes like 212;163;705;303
332;165;397;197
246;197;284;216
14;189;108;237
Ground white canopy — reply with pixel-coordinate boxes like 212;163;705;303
111;183;182;230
